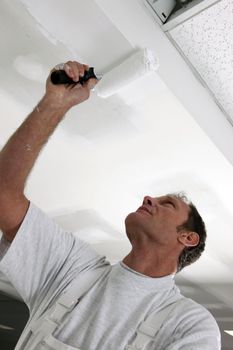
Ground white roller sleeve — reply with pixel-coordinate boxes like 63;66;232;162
96;48;159;98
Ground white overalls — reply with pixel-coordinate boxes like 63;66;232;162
15;265;183;350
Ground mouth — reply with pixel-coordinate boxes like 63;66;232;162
136;206;152;215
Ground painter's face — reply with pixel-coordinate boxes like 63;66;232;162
125;195;190;247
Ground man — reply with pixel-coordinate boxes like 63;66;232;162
0;61;220;349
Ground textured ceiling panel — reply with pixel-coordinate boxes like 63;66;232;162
169;0;233;124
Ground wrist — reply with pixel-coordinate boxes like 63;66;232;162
37;94;71;115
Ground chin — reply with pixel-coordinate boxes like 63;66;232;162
125;211;144;232
125;211;136;225
124;213;135;242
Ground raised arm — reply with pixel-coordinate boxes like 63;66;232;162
0;61;96;242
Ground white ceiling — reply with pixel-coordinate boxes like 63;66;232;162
170;0;233;125
0;0;233;347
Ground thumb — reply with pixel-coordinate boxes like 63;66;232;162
85;77;99;91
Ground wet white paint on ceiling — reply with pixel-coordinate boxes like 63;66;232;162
0;0;233;347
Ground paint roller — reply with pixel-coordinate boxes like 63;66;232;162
51;48;159;98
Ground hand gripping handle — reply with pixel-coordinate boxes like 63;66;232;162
51;67;97;85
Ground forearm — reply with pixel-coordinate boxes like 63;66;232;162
0;61;96;198
0;61;95;239
0;96;68;196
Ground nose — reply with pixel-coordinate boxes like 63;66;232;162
143;196;157;206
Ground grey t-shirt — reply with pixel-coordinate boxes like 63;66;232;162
0;202;221;349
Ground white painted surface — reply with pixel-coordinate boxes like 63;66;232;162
0;0;233;347
18;0;133;72
96;0;233;166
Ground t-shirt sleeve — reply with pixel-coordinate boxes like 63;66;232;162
0;202;105;312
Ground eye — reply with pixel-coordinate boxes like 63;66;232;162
164;201;175;208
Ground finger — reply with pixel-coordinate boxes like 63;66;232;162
64;61;74;79
83;64;89;72
76;62;86;78
64;61;83;81
68;61;82;82
85;77;98;91
68;82;80;90
65;61;86;82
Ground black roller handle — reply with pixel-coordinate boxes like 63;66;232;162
51;67;97;85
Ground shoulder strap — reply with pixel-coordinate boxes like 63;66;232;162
47;264;111;325
58;264;111;308
127;298;186;350
16;264;111;350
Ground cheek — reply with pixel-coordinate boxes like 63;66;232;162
153;219;178;240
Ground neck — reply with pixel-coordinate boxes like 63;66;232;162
122;247;178;278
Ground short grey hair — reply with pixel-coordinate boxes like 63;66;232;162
169;192;207;272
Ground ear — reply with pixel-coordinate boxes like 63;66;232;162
177;231;200;248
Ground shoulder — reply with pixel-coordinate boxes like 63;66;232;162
151;296;222;350
173;296;220;337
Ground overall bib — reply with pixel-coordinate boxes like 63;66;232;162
15;265;183;350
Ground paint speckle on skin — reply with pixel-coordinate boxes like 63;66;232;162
170;0;233;122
